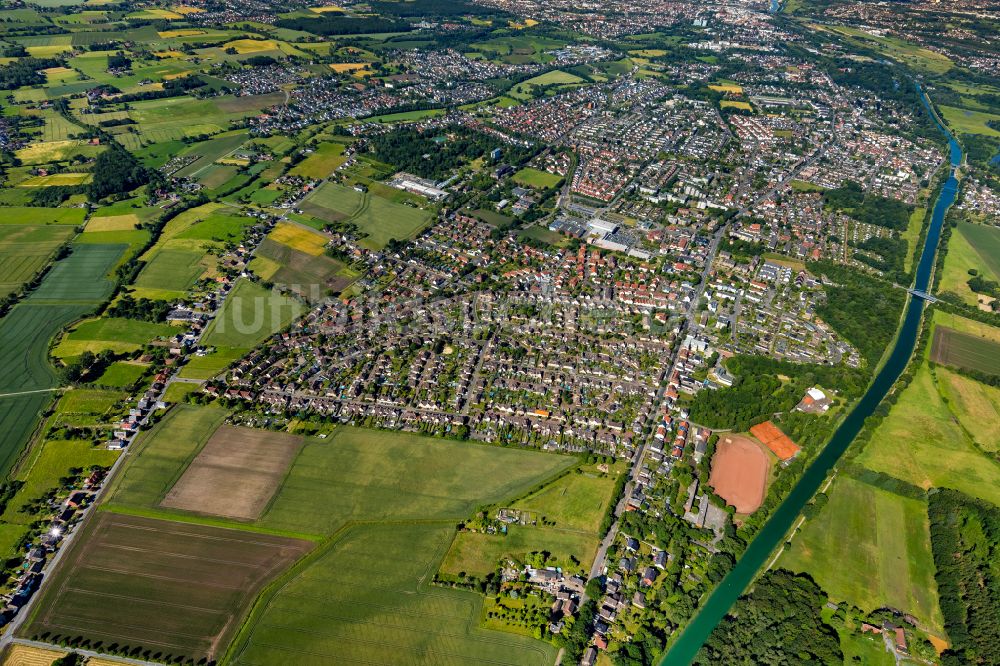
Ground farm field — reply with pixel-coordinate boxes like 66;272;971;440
258;427;576;535
302;183;432;249
511;462;623;533
252;237;356;298
21;512;314;664
290;142;347;179
779;474;943;634
109;409;576;537
0;243;124;472
227;523;557;666
267;221;328;256
105;404;228;510
936;221;1000;305
160;426;303;521
930;326;1000;375
200;279;303;349
133;247;206;293
0;208;85;226
513;167;562;190
856;364;1000;506
929;308;1000;344
440;525;598;577
0;224;75;297
934;367;1000;453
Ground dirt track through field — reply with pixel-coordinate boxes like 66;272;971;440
160;425;303;520
708;435;769;514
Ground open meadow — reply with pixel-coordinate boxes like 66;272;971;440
440;525;598;577
511;462;623;532
936;221;1000;305
200;279;303;350
302;182;432;250
227;523;557;666
779;474;943;634
856;363;1000;506
934;367;1000;453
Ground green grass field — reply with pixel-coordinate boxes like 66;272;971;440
134;247;206;292
228;523;557;666
440;525;597;577
93;361;147;387
901;206;926;274
108;410;577;538
1;437;120;529
937;222;1000;305
0;224;76;297
512;463;623;532
780;474;943;634
856;363;1000;506
303;183;432;249
177;346;244;380
201;279;303;349
513;167;562;190
61;317;176;347
935;367;1000;453
0;207;85;225
257;427;576;535
290;142;347;179
940;106;1000;138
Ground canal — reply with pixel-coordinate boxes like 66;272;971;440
659;88;962;665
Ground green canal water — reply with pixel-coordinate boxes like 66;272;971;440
660;89;962;665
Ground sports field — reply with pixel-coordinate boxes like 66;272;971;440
930;326;1000;375
22;512;313;664
780;474;942;633
227;523;557;666
513;167;561;190
200;279;303;350
708;434;770;514
161;426;303;521
856;364;1000;506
